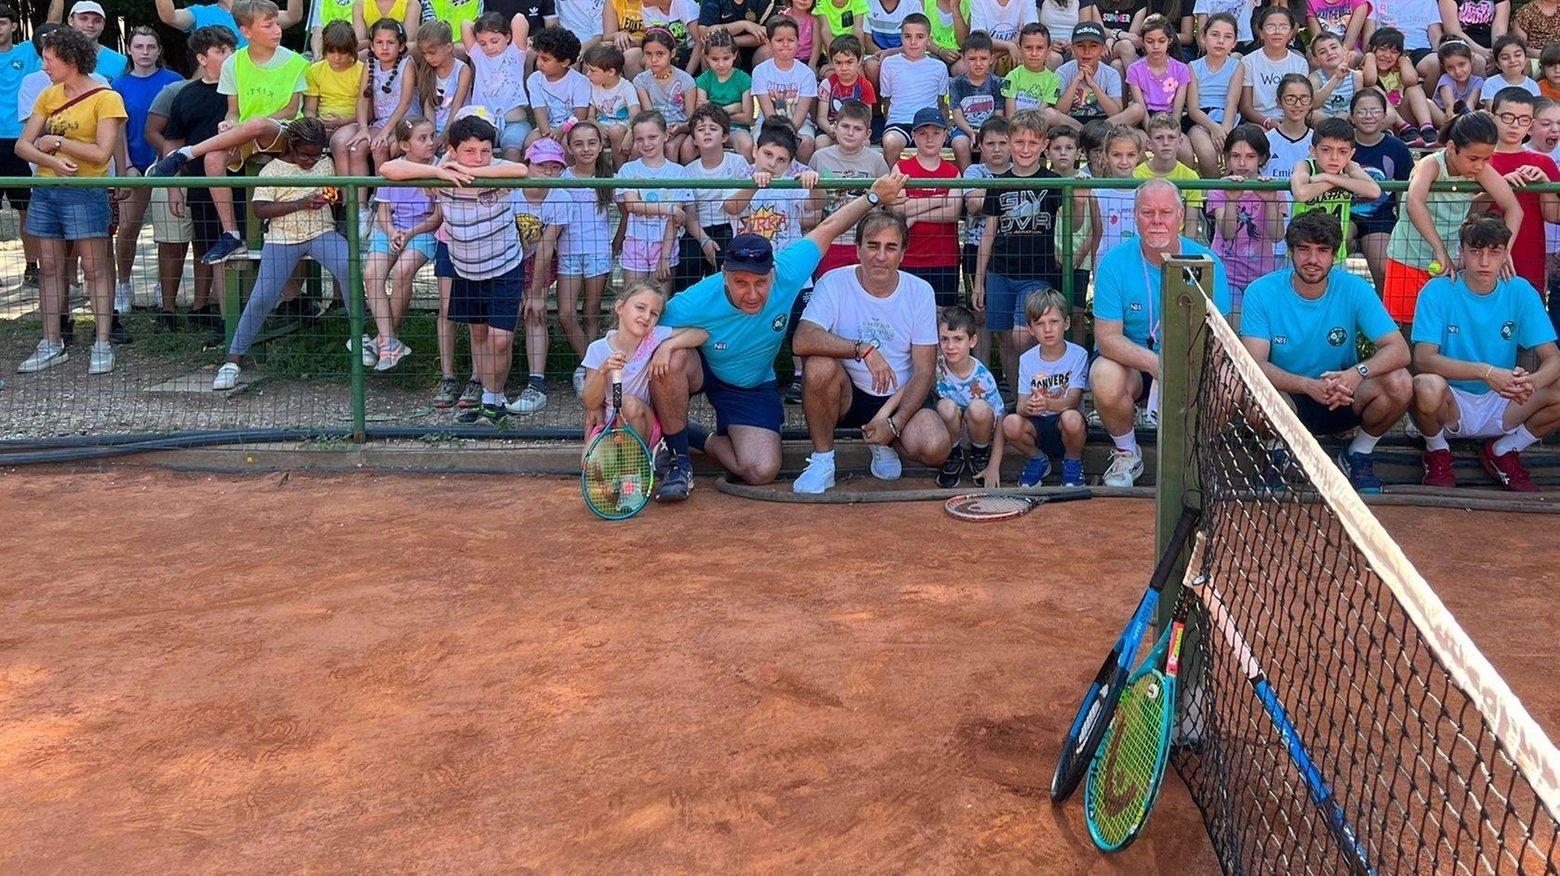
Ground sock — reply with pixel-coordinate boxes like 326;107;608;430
664;429;691;462
1493;424;1538;456
176;145;194;159
529;373;545;391
812;449;836;464
686;422;709;452
1112;430;1139;455
971;441;989;451
1348;430;1381;456
482;390;504;406
222;230;241;242
1424;430;1450;452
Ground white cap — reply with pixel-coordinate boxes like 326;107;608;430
70;0;106;17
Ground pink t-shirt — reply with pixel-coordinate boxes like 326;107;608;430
1126;57;1190;113
1208;188;1280;294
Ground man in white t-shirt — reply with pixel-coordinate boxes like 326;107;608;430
791;210;950;492
1366;0;1440;87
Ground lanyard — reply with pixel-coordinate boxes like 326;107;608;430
1140;249;1162;351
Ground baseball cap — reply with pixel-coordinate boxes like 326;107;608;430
70;0;105;16
525;138;566;165
1072;21;1106;45
452;105;496;125
912;107;947;131
723;233;775;274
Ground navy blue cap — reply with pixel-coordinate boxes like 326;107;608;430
723;232;775;274
912;107;947;130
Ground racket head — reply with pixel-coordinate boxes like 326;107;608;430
581;424;654;520
944;493;1039;521
1084;669;1174;851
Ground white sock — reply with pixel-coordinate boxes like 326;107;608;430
176;145;194;158
1348;430;1381;456
1112;430;1139;455
1424;430;1450;452
222;230;241;241
482;390;504;406
812;449;835;464
1493;424;1538;456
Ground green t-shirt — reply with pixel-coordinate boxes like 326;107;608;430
1291;158;1354;259
1001;65;1061;111
695;68;752;115
222;46;308;122
818;0;868;42
925;0;970;52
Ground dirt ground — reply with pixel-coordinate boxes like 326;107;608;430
0;471;1552;875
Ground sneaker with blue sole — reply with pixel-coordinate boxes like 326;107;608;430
201;233;247;265
1018;455;1050;488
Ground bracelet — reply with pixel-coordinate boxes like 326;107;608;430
1485;364;1495;380
700;237;715;248
887;417;902;439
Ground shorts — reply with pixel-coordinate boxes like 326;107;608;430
840;381;936;429
523;248;558;293
1088;349;1155;403
1383;258;1430;323
674;225;731;292
557;250;614;277
1027;414;1067;458
871;30;902;50
915;264;961;308
499;118;533;152
0;138;31;211
883;122;914;143
1064;268;1090;311
434;240;456;278
149;186;194;244
25;186;110;240
1292;392;1361;436
815;242;858;280
698;351;783;435
1409;47;1435;66
368;229;438;260
621;237;680;273
226;119;289;171
1354;215;1396;238
1445;386;1512;439
588;413;664;448
984;273;1055;332
447;259;525;332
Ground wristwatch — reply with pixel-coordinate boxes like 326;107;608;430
1356;363;1370;378
865;190;882;207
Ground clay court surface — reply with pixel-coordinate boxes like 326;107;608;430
0;470;1553;874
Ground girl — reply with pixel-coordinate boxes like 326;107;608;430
509;138;572;414
1238;4;1307;126
580;281;708;446
1094;125;1143;258
1481;34;1538;108
1264;73;1314;183
692;30;755;160
617;110;693;289
1187;11;1243;177
1349;87;1414;293
362;117;442;372
561;120;621;396
308;22;366;157
358;19;414;170
1385;111;1522;329
641;0;702;74
1124;14;1189;127
462;11;531;160
1096;0;1138;73
633;29;697;160
111;26;182;315
790;0;821;68
209;119;355;390
1363;26;1438;146
414;21;470;137
1309;30;1361;124
1432;38;1483;127
1209;124;1282;327
1118;1;1191;70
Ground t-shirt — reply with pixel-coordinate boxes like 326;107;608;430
898;156;960;268
1412;276;1555;394
1208;188;1280;292
735;173;810;253
698;0;781;28
982;167;1064;281
1371;0;1435;49
1194;0;1256;41
1190;55;1236;122
32;84;127;178
113;68;183;170
1516;1;1560;59
1241;267;1399;380
1001;64;1062;111
819;74;878;125
185;2;246;47
1133;161;1204;210
164;77;226;149
1016;341;1088;414
1350;134;1414;229
306;58;363;120
1126;57;1190;113
803;266;939;393
662;237;822;387
557;168;614;257
1055;60;1122;118
375;184;435;232
1264;128;1312;179
1480;75;1540;104
949;73;1003;131
967;0;1035;43
1453;0;1507;48
1094;187;1137;258
632;67;697;124
527;67;589;128
0;43;42;138
879;52;948;125
749;59;816;125
583;326;677;415
95;48;129;82
148;77;188;120
556;0;606;38
618;158;692;243
819;0;869;41
1241;49;1309;119
471;43;529;118
1289;157;1356;257
1308;0;1368;42
252;156;337;244
1094;237;1232;350
961;162;1004;247
812;145;890;247
487;0;560;37
695;68;752;111
511;187;570;259
592;76;641;125
865;0;918;38
641;0;699;55
936;356;1005;414
1435;73;1484;109
219;46;307;122
609;0;648;39
438;158;524;280
685;151;751;228
1487;150;1560;291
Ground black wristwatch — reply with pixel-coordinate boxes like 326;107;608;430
865;190;882;207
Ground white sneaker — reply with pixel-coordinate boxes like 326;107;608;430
349;334;378;368
1135;407;1159;430
868;444;902;480
1103;448;1145;487
793;452;836;494
573;366;587;397
87;340;115;375
212;362;241;390
114;282;133;314
506;385;547;413
17;338;66;373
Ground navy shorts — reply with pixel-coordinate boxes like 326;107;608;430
1087;349;1155;402
840;381;935;429
447;260;525;332
1291;393;1361;436
1028;414;1066;458
433;240;456;279
699;352;783;435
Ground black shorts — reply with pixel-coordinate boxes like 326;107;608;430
840;381;935;429
0;138;32;210
1028;414;1067;458
1409;47;1435;65
917;264;961;308
882;122;914;143
698;351;784;435
674;223;733;294
1354;216;1396;238
1291;393;1361;436
448;260;525;332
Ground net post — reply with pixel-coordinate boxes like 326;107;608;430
1155;253;1211;625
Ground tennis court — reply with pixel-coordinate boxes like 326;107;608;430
0;469;1552;873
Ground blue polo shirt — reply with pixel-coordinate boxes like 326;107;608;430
662;238;822;388
1092;236;1232;351
0;43;42;138
1412;276;1556;395
1241;268;1399;380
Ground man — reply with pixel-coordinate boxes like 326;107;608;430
1410;214;1560;492
790;210;949;494
651;171;911;501
1241;210;1413;493
45;0;127;80
1089;178;1232;487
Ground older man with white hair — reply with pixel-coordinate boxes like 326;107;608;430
1089;177;1233;487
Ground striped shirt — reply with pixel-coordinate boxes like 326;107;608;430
438;159;523;280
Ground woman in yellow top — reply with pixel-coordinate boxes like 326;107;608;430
15;26;127;377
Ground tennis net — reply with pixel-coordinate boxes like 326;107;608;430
1167;275;1560;875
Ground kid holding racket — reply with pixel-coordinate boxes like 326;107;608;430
581;281;709;446
998;289;1089;488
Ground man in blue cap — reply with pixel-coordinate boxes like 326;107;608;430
652;170;912;500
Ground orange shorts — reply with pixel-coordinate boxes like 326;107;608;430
1383;258;1431;324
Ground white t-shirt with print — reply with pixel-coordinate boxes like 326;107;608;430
583;326;675;415
1372;0;1436;50
1240;49;1308;119
685;152;752;228
527;68;590;127
803;266;938;393
618;157;693;243
967;0;1036;43
1016;341;1089;415
750;59;818;126
471;42;529;118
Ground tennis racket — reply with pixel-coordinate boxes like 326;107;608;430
1050;506;1200;802
580;371;654;520
942;489;1092;521
1187;566;1375;875
1084;587;1192;851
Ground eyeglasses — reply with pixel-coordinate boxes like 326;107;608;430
1262;22;1293;32
1498;112;1534;126
1281;94;1312;105
1355;108;1385;117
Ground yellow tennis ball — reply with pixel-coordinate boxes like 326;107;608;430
1428;260;1444;275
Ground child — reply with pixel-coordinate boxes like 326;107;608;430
1384;111;1521;331
961;115;1010;366
510;138;572;414
1541;43;1560;102
815;35;877;151
750;16;819;163
1123;14;1188;128
526;25;590;150
925;0;967;69
810;98;890;277
1001;23;1060;117
879;13;948;163
1362;26;1437;147
1209;123;1282;325
790;0;821;68
1350;87;1414;293
633;29;698;160
361;116;442;372
895;108;961;307
1306;0;1368;63
864;0;917;67
1186;11;1242;177
462;11;531;159
681;103;749;288
693;29;755;160
1238;4;1307;129
1431;37;1483;128
413;21;469;137
933;305;1006;488
1134;112;1203;237
1486;88;1560;297
308;21;363;159
210;119;354;390
560;119;619;396
1051;20;1125;133
583;43;640;163
997;289;1087;487
1289;116;1381;257
966;0;1034;66
147;0;309;265
618;109;693;286
1309;31;1361;124
817;0;869;61
949;30;1004;170
1264;73;1314;185
1481;35;1540;109
1092;124;1141;258
354;18;414;222
1046;126;1098;344
111;26;184;314
581;281;709;448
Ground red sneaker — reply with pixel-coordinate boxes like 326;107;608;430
1479;440;1539;492
1421;448;1456;487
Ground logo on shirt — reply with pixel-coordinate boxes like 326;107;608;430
714;341;728;350
742;205;787;240
1129;302;1143;312
1327;327;1348;347
1501;321;1515;341
771;314;787;332
1274;336;1288;345
1448;324;1460;334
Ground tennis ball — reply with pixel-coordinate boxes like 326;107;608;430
1428;260;1444;275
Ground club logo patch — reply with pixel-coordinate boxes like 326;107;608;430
1501;321;1515;341
1327;327;1348;347
771;314;787;332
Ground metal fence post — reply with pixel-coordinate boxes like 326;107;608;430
345;184;367;443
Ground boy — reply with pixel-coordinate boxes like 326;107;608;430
878;13;947;164
750;16;819;163
582;43;639;162
815;35;876;151
1238;4;1307;128
962;116;1010;368
1001;23;1060;117
895;108;961;307
1485;88;1560;297
811;99;890;278
933;305;1005;488
1049;21;1125;132
948;30;1004;171
1133;113;1205;239
997;289;1088;487
1289;116;1382;258
148;0;307;265
0;4;41;286
525;26;589;150
1541;43;1560;103
680;102;748;288
1045;126;1098;345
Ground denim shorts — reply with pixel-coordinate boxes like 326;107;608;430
499;118;533;152
26;185;110;240
985;273;1055;332
557;250;613;277
368;229;438;260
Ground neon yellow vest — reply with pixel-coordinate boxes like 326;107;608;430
318;0;356;26
427;0;481;31
235;47;307;121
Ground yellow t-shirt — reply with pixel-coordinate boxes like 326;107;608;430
1133;160;1205;210
33;84;127;179
306;58;364;120
253;155;338;244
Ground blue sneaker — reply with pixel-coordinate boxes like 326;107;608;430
655;461;693;502
1018;455;1050;488
201;232;247;265
1257;448;1290;492
147;150;190;178
1338;450;1382;494
1060;457;1085;487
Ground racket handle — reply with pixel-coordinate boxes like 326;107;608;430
612;370;623;412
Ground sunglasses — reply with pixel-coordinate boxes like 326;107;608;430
727;243;771;261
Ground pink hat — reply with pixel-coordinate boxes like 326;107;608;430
525;138;567;165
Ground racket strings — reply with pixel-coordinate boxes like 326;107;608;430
1089;674;1171;844
946;495;1033;519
